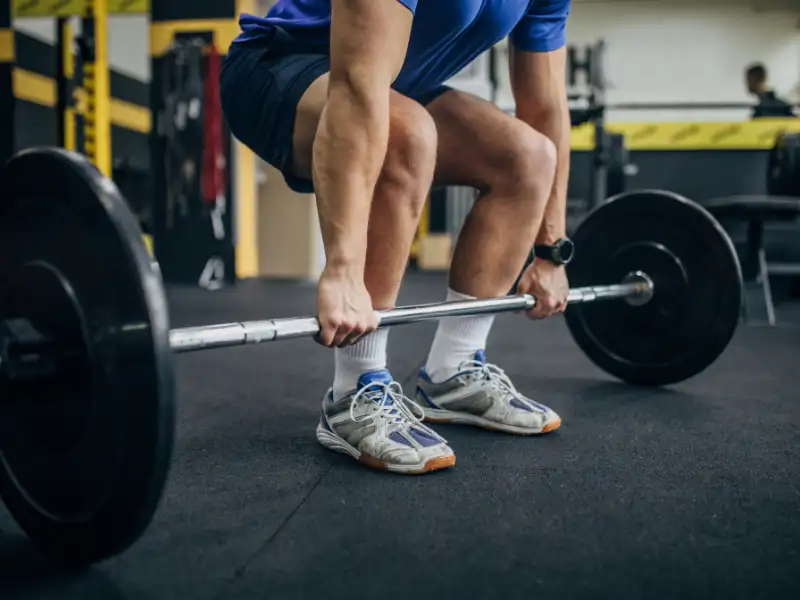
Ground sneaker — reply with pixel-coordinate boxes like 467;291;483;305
414;351;562;435
316;369;456;474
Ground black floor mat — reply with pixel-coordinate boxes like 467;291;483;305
1;272;798;600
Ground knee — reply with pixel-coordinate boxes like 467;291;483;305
378;105;438;216
493;126;557;202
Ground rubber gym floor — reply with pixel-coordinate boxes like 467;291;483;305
0;271;798;600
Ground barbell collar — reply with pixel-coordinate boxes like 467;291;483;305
168;276;653;354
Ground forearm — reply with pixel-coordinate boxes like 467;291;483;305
509;45;570;245
312;0;411;276
518;103;571;244
313;81;390;274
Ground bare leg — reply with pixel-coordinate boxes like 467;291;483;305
293;75;437;396
426;90;556;298
422;90;556;381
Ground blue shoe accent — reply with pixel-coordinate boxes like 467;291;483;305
356;369;399;410
510;397;535;412
474;349;486;364
408;427;442;447
357;369;393;389
416;385;440;409
388;431;414;448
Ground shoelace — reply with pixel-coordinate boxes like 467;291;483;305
349;381;446;442
457;360;545;414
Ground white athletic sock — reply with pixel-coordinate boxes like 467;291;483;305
425;288;495;383
332;328;390;401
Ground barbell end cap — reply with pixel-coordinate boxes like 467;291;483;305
623;271;655;307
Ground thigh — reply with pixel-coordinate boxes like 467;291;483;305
291;78;436;182
425;89;533;190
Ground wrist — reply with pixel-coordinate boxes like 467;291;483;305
535;228;566;245
323;257;364;279
533;236;574;266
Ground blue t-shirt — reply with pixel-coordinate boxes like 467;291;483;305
234;0;570;98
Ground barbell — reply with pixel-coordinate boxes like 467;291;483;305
0;148;743;566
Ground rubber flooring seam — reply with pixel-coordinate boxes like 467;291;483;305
209;464;335;600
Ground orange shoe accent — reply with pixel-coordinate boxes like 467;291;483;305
540;417;562;434
482;416;562;436
425;416;562;436
358;453;456;474
358;454;388;471
420;455;456;473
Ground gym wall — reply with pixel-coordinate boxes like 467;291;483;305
495;0;800;122
12;17;150;170
15;15;150;79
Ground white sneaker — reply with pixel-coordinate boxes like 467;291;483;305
316;369;456;474
415;350;562;435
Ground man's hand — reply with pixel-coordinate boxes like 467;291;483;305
516;260;569;320
317;267;379;347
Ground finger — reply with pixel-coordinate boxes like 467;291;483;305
529;301;558;320
332;322;355;348
340;320;370;347
366;313;380;334
317;322;337;347
338;328;363;348
526;306;546;320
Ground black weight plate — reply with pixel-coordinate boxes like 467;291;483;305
0;148;175;565
564;190;743;386
767;132;800;197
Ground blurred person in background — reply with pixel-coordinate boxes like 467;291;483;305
745;63;795;119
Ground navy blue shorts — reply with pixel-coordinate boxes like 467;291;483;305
220;35;450;194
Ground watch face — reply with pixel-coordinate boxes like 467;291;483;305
556;239;575;264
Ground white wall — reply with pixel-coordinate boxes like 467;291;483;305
495;0;800;122
14;15;150;81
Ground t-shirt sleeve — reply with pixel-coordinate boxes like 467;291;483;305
397;0;419;14
511;0;571;53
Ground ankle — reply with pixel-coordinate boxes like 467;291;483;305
333;329;390;400
425;288;493;383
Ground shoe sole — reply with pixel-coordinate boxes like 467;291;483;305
316;424;456;474
423;409;562;435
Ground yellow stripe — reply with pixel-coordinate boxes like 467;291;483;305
233;0;259;278
109;98;151;132
0;29;13;62
12;0;148;17
150;20;239;57
64;107;76;151
15;70;149;133
572;118;800;151
13;68;56;105
84;0;112;177
234;140;259;278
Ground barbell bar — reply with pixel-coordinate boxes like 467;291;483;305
0;148;744;568
169;274;653;353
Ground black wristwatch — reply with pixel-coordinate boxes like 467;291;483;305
533;238;575;266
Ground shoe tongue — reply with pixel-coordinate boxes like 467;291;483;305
357;369;393;390
474;349;487;364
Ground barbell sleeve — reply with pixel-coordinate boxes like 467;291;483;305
168;273;653;354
